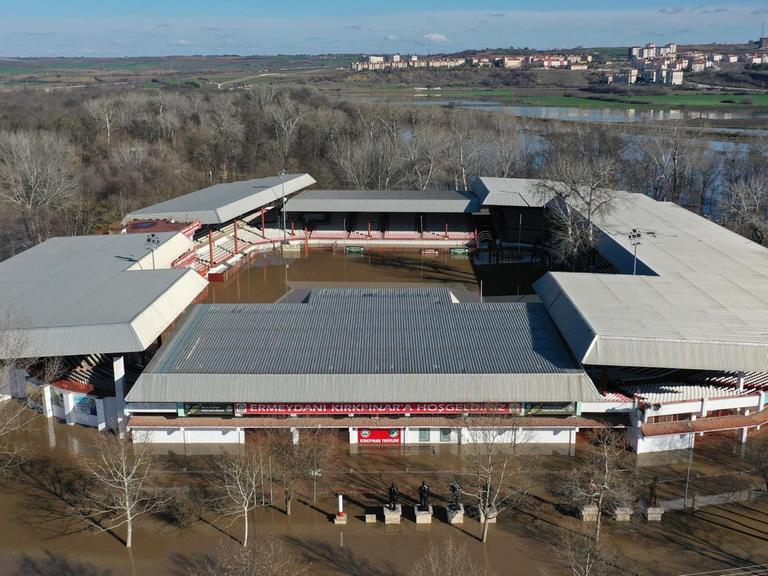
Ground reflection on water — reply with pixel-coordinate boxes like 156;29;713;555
203;246;480;304
361;97;768;125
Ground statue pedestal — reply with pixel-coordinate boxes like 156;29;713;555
479;506;497;524
644;506;664;522
333;512;347;525
415;505;433;524
365;513;377;524
580;504;599;522
383;504;402;524
614;507;633;522
447;504;464;524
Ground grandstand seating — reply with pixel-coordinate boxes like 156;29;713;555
422;214;473;240
384;214;420;240
309;214;348;239
350;213;383;239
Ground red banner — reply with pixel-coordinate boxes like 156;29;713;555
358;428;402;444
235;402;522;416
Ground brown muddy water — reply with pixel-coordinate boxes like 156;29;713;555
202;246;481;304
2;418;768;576
2;248;768;575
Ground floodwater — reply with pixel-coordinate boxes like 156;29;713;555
2;419;768;575
357;96;768;128
203;246;481;304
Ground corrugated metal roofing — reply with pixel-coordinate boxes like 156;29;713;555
472;177;552;208
533;189;768;372
125;174;316;224
283;189;481;214
127;288;600;404
0;233;208;359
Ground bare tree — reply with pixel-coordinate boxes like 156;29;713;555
84;97;122;149
0;131;79;246
0;320;61;474
443;113;484;191
410;537;495;576
404;108;447;190
490;114;523;178
720;175;768;245
270;97;304;168
263;428;333;516
564;429;638;543
80;431;163;548
191;535;307;576
536;131;622;268
550;527;623;576
457;415;537;543
215;444;266;547
628;122;696;203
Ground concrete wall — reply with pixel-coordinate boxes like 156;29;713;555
403;427;459;444
630;429;695;454
132;427;245;444
460;427;575;445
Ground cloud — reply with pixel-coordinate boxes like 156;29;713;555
488;13;506;18
658;6;684;13
752;8;768;14
384;34;398;41
170;39;192;46
344;25;363;30
424;33;447;43
155;23;173;28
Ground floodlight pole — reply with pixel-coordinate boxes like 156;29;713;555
145;233;161;270
280;169;288;245
683;421;694;510
628;228;642;276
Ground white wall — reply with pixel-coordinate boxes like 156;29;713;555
632;431;695;454
403;427;459;444
131;427;245;444
460;427;575;445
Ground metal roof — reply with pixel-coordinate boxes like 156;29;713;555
283;189;481;214
124;174;316;225
533;189;768;372
0;233;208;359
472;177;552;208
127;288;600;404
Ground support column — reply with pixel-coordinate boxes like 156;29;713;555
42;384;53;418
291;427;299;445
63;391;76;426
234;220;239;254
738;371;746;392
740;427;748;444
700;397;709;418
113;355;127;437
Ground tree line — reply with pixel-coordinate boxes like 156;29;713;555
0;85;766;262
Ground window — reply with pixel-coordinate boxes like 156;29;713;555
440;428;452;442
419;428;430;442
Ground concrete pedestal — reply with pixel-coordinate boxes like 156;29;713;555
415;505;433;524
383;504;402;524
365;513;377;524
333;513;347;525
644;507;664;522
614;507;633;522
447;504;464;524
479;507;498;524
580;504;599;522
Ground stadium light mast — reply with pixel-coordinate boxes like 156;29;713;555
628;228;642;275
279;169;288;245
145;233;161;270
